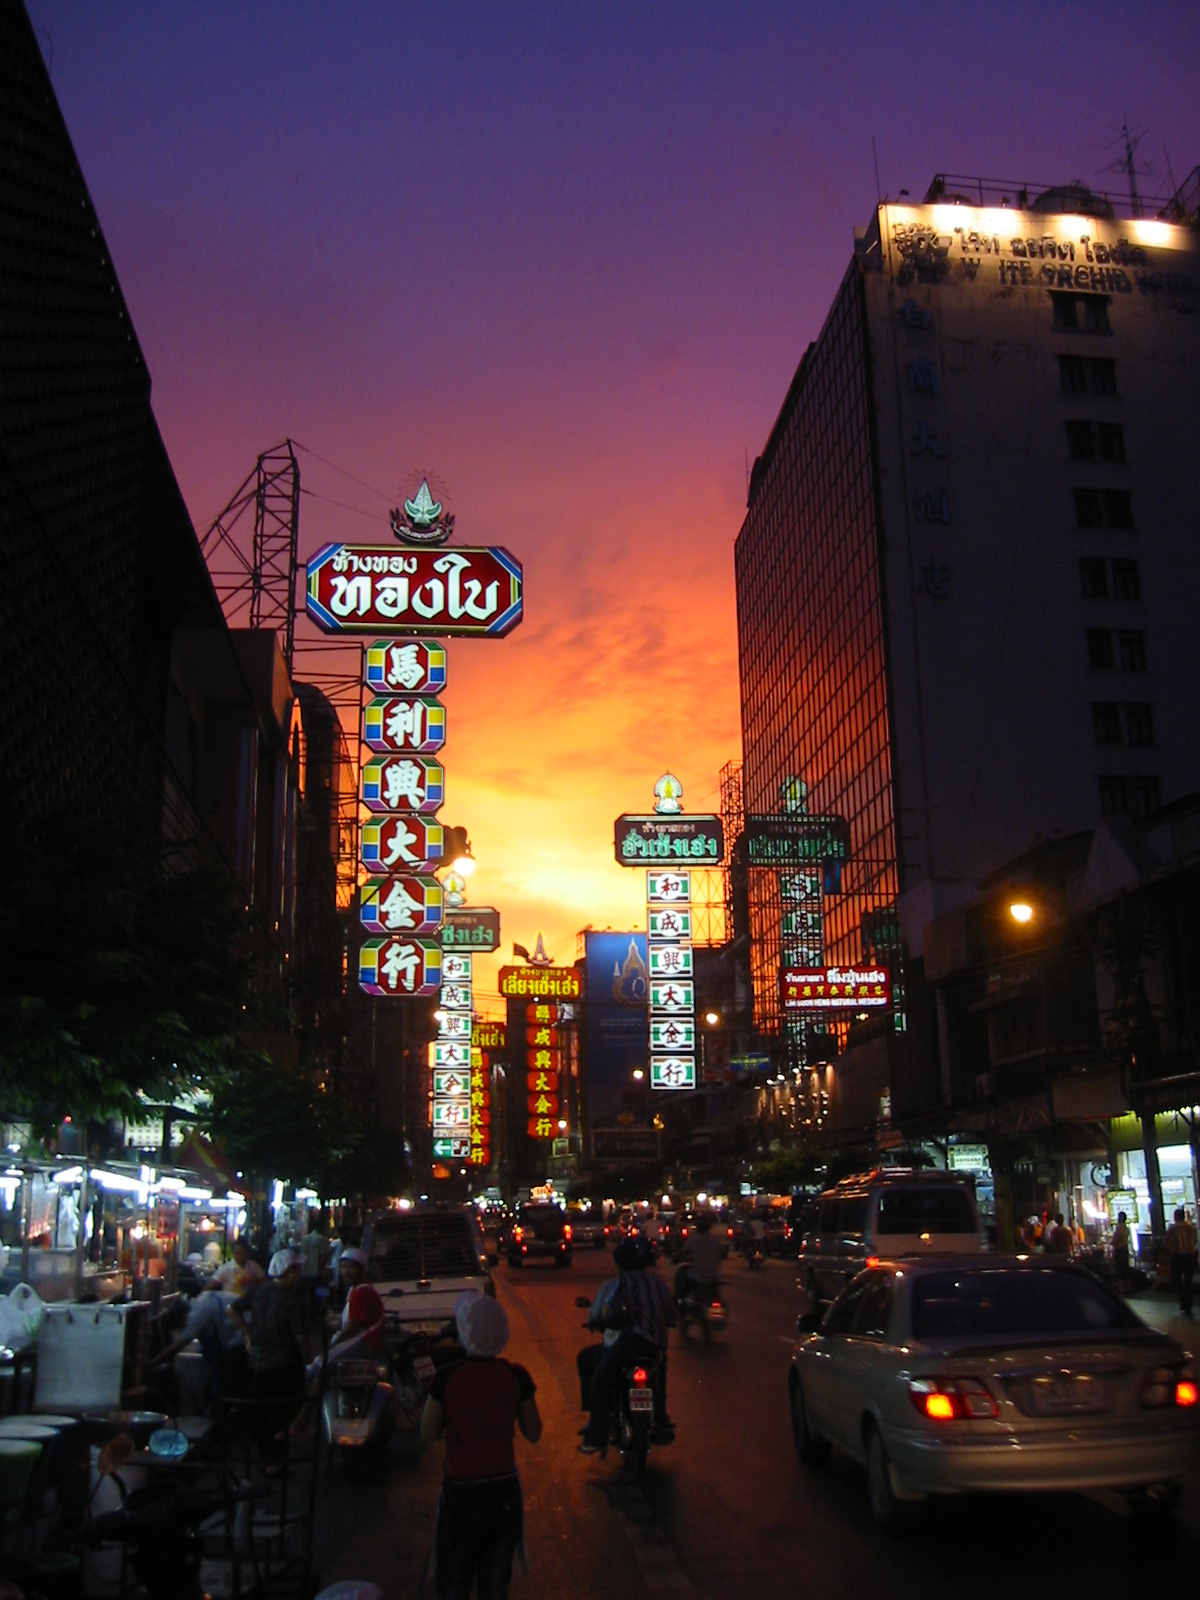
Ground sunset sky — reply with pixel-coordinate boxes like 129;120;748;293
27;1;1200;1002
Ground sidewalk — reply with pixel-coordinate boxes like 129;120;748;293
1128;1286;1199;1343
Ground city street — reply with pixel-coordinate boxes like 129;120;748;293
314;1254;1200;1598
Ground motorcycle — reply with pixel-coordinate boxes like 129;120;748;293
745;1239;765;1270
676;1277;727;1343
575;1299;672;1476
320;1355;396;1470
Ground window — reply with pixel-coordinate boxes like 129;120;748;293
1111;559;1140;599
851;1274;895;1341
823;1274;872;1336
875;1188;977;1234
1058;354;1086;393
1079;558;1108;598
1118;630;1147;672
1058;354;1118;394
911;1266;1137;1342
1097;422;1126;462
1086;629;1114;669
1099;775;1162;818
1088;357;1118;395
1074;487;1134;530
1067;422;1126;462
1051;292;1111;332
1124;703;1155;746
1092;702;1122;745
1066;420;1095;459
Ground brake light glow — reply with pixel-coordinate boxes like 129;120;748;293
563;1224;572;1239
909;1378;998;1421
631;1367;649;1385
865;1256;880;1269
1143;1367;1198;1408
512;1226;524;1240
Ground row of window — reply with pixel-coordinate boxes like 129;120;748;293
1086;628;1146;672
1074;486;1133;529
1080;557;1139;600
1092;701;1154;747
1051;292;1111;332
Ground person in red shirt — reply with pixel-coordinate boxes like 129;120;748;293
299;1246;386;1405
422;1293;542;1600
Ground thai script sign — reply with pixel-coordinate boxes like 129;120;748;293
360;757;445;814
472;1022;507;1051
306;545;523;637
499;967;582;1000
363;695;447;755
358;934;442;997
360;814;444;873
745;815;850;866
442;907;501;951
614;815;724;865
780;965;890;1010
364;638;447;693
359;875;443;934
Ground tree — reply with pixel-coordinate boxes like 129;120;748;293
0;808;265;1136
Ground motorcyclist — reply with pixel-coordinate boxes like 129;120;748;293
744;1211;767;1261
578;1236;676;1452
673;1211;723;1304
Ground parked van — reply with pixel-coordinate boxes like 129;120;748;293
798;1169;985;1305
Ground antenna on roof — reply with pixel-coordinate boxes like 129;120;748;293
871;135;883;207
1098;119;1154;217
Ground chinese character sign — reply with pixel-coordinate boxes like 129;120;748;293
646;846;697;1092
364;639;447;694
359;935;441;997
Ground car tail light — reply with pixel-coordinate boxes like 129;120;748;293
909;1377;998;1421
563;1224;572;1240
631;1367;649;1385
512;1226;524;1240
1143;1367;1198;1408
865;1256;880;1269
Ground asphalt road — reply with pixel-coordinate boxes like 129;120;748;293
313;1250;1200;1599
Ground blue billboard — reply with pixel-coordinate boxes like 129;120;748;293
583;933;648;1122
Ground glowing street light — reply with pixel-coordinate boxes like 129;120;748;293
1009;901;1034;924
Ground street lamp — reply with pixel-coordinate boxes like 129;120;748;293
1009;901;1034;924
442;824;475;877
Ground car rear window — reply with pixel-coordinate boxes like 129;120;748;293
368;1212;481;1279
875;1186;977;1235
910;1267;1142;1340
520;1205;566;1239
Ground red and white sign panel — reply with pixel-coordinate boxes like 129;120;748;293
306;544;523;637
780;966;890;1010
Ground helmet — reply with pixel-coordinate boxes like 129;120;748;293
613;1236;651;1272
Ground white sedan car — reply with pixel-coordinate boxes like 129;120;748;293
788;1255;1199;1531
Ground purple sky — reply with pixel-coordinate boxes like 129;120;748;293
27;0;1200;991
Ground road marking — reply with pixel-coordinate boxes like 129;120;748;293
603;1479;696;1594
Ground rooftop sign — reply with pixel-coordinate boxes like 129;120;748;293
498;966;582;1000
305;545;523;637
614;814;724;866
745;814;850;866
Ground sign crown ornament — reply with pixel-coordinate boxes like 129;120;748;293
390;476;456;545
653;773;683;815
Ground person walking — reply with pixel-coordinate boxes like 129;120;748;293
1110;1211;1131;1293
1166;1208;1197;1315
421;1293;541;1600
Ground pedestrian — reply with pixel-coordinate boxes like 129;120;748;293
421;1293;541;1600
226;1248;309;1451
1110;1211;1131;1293
1165;1208;1197;1316
1047;1212;1075;1257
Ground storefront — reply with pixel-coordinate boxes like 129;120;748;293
1111;1110;1199;1258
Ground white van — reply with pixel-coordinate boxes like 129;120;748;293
798;1169;985;1305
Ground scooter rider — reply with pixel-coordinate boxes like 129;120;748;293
673;1210;722;1303
306;1246;386;1383
578;1236;676;1453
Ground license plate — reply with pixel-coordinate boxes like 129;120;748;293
413;1356;435;1383
1026;1375;1109;1416
629;1388;654;1413
333;1418;372;1441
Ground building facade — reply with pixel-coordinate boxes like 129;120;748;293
735;174;1200;1202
